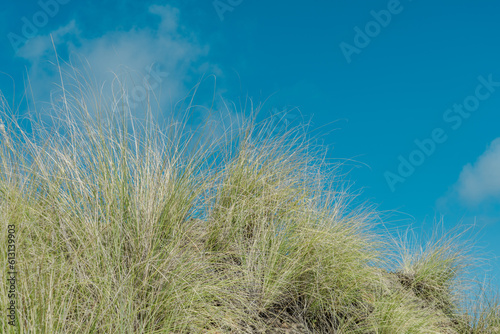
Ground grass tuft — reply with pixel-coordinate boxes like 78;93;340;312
0;67;499;333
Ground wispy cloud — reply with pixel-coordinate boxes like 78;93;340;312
16;4;220;120
455;138;500;206
436;138;500;227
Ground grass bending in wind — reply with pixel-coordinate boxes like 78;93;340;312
0;73;499;333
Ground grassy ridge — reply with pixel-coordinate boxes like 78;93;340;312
0;73;499;333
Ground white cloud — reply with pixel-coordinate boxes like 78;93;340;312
17;20;78;60
11;4;251;154
455;138;500;206
16;5;219;123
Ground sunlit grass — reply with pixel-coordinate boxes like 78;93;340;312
0;66;499;333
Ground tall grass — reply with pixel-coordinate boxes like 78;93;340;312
0;67;499;333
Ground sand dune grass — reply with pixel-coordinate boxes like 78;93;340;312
0;72;499;333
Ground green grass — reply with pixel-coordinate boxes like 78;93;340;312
0;68;499;333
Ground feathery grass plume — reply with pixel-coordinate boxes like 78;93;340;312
0;60;499;333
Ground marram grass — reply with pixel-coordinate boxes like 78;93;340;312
0;72;499;333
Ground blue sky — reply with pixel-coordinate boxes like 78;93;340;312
1;0;499;288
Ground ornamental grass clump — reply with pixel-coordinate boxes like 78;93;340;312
0;66;498;333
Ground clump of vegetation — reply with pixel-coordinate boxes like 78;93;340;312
0;67;499;333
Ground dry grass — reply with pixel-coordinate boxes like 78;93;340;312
0;67;499;333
